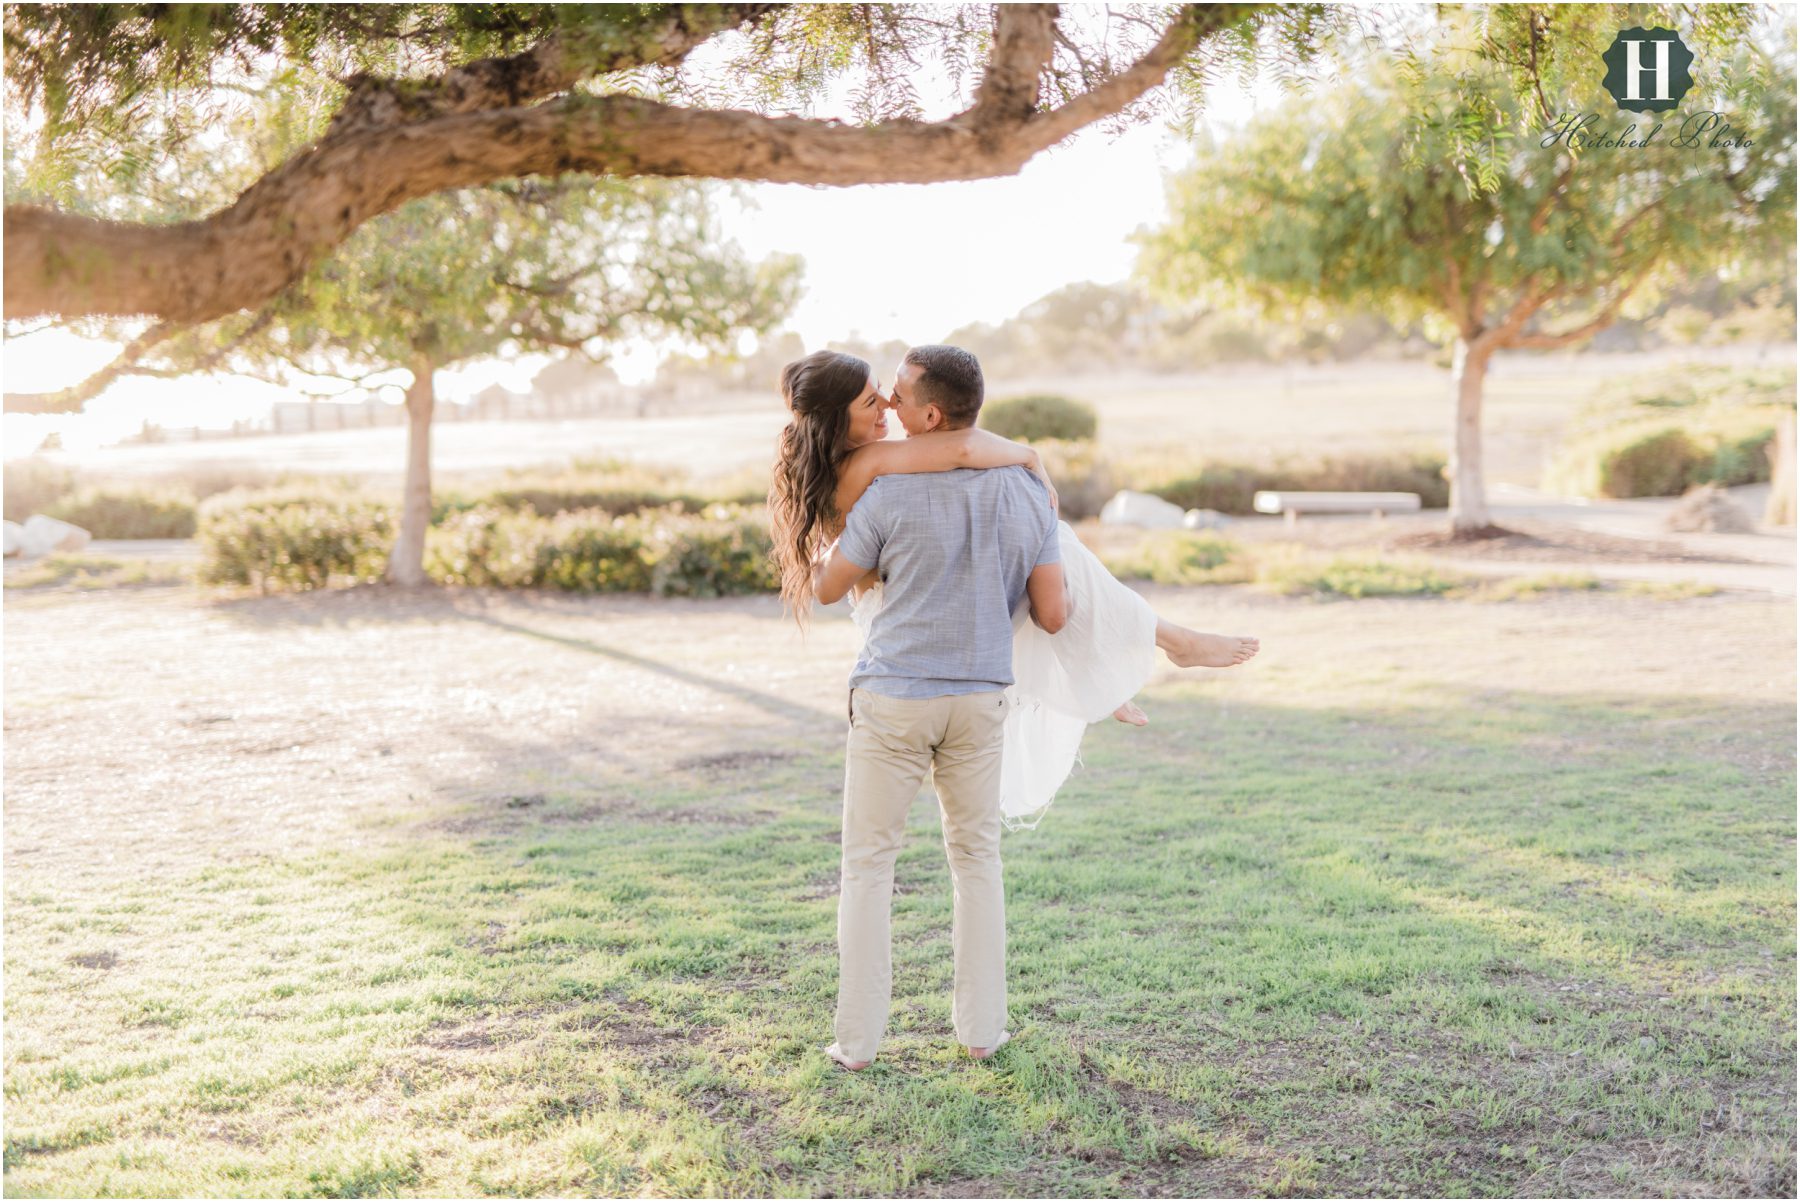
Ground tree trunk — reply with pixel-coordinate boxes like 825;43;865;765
385;357;436;587
1447;337;1496;533
1766;412;1795;528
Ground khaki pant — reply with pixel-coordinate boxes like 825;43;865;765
835;685;1009;1062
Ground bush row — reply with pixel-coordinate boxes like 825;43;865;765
198;490;779;595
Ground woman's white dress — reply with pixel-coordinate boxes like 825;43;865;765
849;520;1157;831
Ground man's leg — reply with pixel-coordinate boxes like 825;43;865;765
835;687;934;1063
930;689;1010;1051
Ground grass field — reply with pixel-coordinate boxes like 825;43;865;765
3;580;1794;1197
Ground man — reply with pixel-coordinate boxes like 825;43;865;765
811;343;1066;1071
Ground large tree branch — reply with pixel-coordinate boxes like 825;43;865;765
327;5;778;138
967;4;1058;130
8;4;1258;325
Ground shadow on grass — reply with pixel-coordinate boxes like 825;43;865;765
5;683;1792;1197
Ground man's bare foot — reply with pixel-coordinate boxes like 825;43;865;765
963;1030;1012;1060
824;1042;872;1071
1156;620;1260;669
1112;700;1149;726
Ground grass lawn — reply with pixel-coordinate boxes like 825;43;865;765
3;582;1793;1197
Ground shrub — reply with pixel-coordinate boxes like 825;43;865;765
1144;450;1449;514
425;503;775;595
1599;427;1707;497
474;481;706;519
643;506;780;598
44;487;197;539
3;459;78;520
980;394;1098;442
198;489;396;591
1145;464;1261;514
1033;439;1116;521
1105;532;1251;586
1254;552;1468;599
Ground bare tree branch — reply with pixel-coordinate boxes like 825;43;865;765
1505;261;1658;350
3;321;176;413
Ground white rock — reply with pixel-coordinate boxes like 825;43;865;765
1099;490;1186;529
19;514;92;558
3;520;22;557
1183;508;1228;530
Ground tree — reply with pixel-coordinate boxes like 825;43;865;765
2;2;1322;337
1138;5;1795;533
145;178;798;585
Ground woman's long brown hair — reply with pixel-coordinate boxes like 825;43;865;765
768;349;872;629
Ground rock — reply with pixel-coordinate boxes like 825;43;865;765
1664;483;1757;534
3;520;22;558
18;515;92;558
1183;508;1228;530
1099;490;1186;529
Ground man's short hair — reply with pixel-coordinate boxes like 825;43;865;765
904;345;984;428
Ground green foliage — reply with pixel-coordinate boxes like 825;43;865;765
1254;552;1468;599
426;506;654;592
1545;365;1794;497
1147;452;1450;514
1107;532;1251;586
979;395;1098;443
198;489;778;595
1138;12;1795;350
42;487;197;539
642;506;781;599
197;489;396;591
1547;419;1780;498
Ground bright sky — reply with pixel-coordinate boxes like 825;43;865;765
1;49;1274;455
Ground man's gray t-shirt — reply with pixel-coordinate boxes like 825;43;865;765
837;464;1061;699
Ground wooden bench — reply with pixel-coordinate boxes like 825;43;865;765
1253;490;1422;528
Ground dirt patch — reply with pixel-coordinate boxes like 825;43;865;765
65;951;119;970
1384;518;1763;564
674;749;798;775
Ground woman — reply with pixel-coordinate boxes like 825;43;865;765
769;349;1258;830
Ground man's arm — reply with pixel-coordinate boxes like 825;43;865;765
812;537;873;607
1026;562;1069;634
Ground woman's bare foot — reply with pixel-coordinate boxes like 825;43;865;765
1156;619;1260;669
1112;700;1149;726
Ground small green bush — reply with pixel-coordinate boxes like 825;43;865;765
1255;553;1468;599
44;487;198;539
1144;451;1449;514
1105;532;1250;586
1146;464;1262;514
980;395;1098;443
1598;427;1705;498
198;490;396;591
